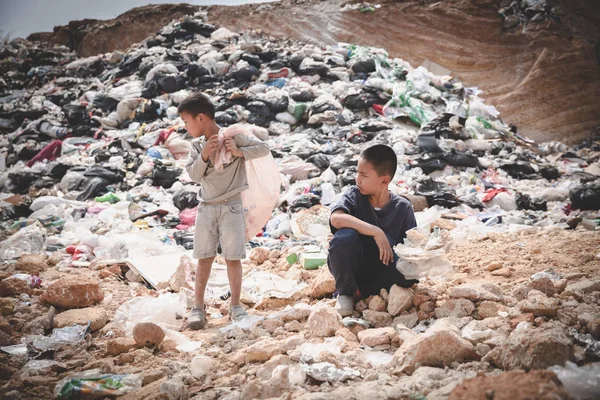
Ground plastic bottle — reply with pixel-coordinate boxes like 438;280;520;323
39;121;69;139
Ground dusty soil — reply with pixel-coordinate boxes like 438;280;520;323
2;226;598;399
447;227;600;285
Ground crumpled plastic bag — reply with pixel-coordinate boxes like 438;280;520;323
112;293;186;336
0;223;46;260
549;361;600;400
394;228;453;280
291;205;331;240
213;123;280;240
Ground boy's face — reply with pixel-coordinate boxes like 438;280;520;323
356;157;390;195
180;111;207;138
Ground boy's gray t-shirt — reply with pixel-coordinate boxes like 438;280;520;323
185;131;270;203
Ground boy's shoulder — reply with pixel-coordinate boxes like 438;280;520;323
392;193;415;212
393;193;413;206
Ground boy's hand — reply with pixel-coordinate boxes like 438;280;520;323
373;227;394;266
225;138;243;158
201;136;220;162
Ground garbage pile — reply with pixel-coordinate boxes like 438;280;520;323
1;12;599;263
1;10;599;400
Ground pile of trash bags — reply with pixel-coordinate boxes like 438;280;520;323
1;10;599;266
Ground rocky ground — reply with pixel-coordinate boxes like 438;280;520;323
0;224;598;399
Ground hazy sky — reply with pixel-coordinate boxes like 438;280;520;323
0;0;273;39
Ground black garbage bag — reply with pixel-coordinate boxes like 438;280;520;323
240;54;262;69
135;100;162;122
259;51;279;63
348;131;375;144
343;93;378;110
116;53;147;78
142;80;160;99
173;189;200;211
516;193;548;211
265;96;289;114
93;94;119;113
351;58;376;74
306;154;331;171
443;151;480;168
77;176;110;201
230;66;259;82
429;192;461;209
569;182;600;210
180;19;216;37
341;167;357;186
311;100;338;115
84;166;125;183
8;171;38;194
174;230;195;250
358;121;392;133
246;101;274;127
50;163;71;179
290;89;313;102
499;162;538;179
153;166;183;189
540;165;560;181
248;114;273;128
63;104;89;126
0;117;15;132
414;158;447;175
415;178;460;209
417;131;443;153
0;200;32;222
32;176;57;190
157;74;186;94
187;64;210;79
215;111;239;127
70;123;99;138
289;56;305;73
289;194;322;213
460;195;485;210
418;113;464;142
298;62;329;77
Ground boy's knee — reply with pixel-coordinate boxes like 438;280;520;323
330;228;361;249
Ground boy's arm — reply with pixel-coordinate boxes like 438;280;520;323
185;141;209;182
330;210;380;237
232;133;270;161
331;210;394;266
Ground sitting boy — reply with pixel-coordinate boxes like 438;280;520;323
328;144;418;316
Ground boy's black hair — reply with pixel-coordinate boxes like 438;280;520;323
361;144;397;179
177;92;215;119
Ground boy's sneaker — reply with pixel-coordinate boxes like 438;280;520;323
188;307;206;330
229;305;248;321
335;295;354;317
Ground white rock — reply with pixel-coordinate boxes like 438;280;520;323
190;355;213;378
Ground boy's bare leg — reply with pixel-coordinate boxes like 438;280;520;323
225;259;243;306
194;257;215;309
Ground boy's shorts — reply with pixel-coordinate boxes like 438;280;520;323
193;196;246;260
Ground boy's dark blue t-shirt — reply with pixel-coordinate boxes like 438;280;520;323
329;186;417;246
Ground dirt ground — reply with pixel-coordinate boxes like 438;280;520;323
2;226;598;399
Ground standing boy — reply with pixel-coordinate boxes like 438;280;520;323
179;92;270;329
328;144;418;316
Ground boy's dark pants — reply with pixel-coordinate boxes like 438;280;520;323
327;228;418;297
